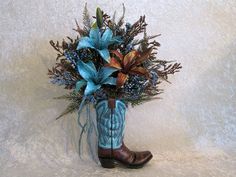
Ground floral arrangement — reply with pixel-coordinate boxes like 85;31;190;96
48;4;182;159
48;5;181;158
48;4;181;120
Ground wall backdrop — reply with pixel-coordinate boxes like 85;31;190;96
0;0;236;176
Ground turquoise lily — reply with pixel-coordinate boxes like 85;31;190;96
77;27;123;62
76;60;117;95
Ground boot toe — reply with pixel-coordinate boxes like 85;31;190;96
131;150;153;167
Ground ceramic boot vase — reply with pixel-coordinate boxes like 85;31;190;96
96;98;153;168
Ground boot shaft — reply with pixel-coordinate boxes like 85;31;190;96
96;99;126;149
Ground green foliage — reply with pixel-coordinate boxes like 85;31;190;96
54;92;83;119
83;3;91;33
125;94;161;107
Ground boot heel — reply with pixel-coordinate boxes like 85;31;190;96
99;157;116;168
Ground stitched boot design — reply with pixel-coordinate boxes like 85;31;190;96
96;99;126;149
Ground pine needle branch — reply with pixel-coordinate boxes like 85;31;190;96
83;3;91;32
56;101;80;120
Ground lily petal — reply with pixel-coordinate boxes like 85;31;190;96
108;57;122;69
135;47;153;65
86;61;97;71
123;50;139;67
109;36;123;45
102;76;117;85
77;60;97;81
99;67;117;83
84;81;101;95
111;50;123;61
76;80;87;91
77;37;95;50
130;67;149;77
97;49;110;62
117;72;128;88
89;28;100;44
101;28;113;48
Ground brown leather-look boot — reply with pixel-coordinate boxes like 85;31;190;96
96;99;153;168
98;142;153;168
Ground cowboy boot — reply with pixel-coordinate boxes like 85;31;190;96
96;98;153;168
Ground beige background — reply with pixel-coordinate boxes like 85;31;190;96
0;0;236;176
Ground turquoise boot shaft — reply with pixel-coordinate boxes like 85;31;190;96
96;99;126;149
